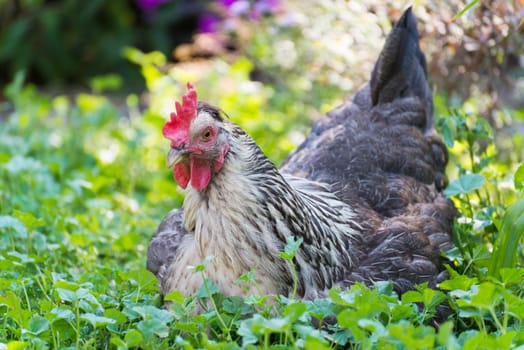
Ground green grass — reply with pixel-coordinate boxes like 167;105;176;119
1;56;524;349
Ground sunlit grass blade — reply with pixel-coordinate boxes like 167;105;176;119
452;0;480;21
488;198;524;276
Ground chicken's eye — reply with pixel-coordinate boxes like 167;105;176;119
201;129;213;141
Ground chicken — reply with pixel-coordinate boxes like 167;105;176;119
147;8;457;300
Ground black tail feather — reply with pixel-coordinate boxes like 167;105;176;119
370;7;433;129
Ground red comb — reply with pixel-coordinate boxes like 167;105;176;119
162;82;198;146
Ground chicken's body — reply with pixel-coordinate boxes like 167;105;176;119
150;109;363;298
147;8;457;300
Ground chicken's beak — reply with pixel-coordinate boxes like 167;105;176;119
167;148;190;167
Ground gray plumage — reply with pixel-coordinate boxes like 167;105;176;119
147;8;457;300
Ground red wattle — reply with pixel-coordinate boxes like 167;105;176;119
190;158;212;190
173;163;190;189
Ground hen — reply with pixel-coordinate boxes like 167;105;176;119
147;8;457;300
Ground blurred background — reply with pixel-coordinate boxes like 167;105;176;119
1;0;523;111
2;0;523;166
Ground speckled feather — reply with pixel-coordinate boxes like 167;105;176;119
147;8;457;300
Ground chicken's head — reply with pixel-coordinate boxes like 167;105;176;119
162;83;229;190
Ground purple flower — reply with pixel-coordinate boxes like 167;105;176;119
251;0;280;19
136;0;169;12
198;14;219;34
255;0;280;13
228;0;250;16
220;0;238;7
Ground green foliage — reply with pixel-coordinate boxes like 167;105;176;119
489;199;524;276
515;164;524;190
279;236;303;299
0;72;180;348
444;174;486;198
0;0;206;89
431;91;524;345
435;98;524;279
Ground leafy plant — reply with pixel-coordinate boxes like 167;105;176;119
489;198;524;276
0;0;208;89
